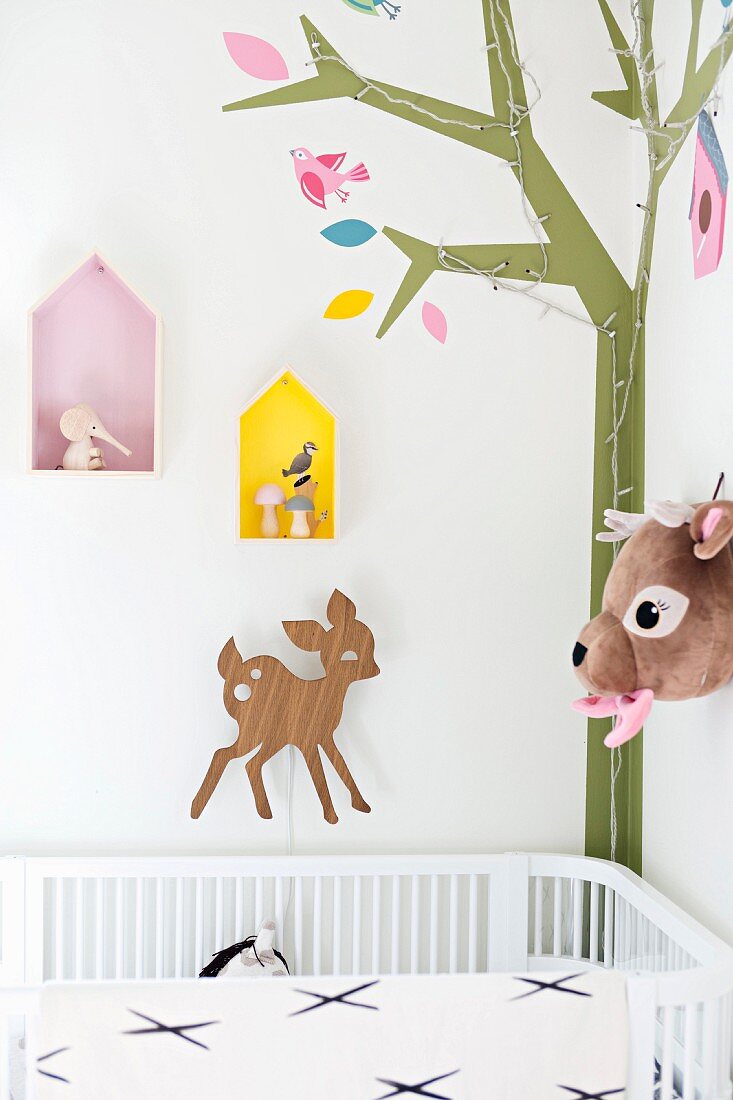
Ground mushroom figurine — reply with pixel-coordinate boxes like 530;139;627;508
284;495;314;538
254;484;286;538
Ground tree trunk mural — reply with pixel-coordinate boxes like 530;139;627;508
223;0;732;870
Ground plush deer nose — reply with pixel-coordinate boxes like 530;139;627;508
572;642;588;668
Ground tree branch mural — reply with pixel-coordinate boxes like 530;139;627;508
224;0;732;870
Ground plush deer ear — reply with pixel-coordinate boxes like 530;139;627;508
282;619;327;651
326;590;356;628
59;404;91;442
690;501;733;560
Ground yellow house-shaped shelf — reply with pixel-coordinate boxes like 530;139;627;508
239;369;337;540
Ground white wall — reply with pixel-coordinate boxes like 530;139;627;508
642;8;733;942
0;1;628;856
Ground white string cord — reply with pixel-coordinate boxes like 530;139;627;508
307;0;728;864
609;745;623;861
306;37;504;132
630;21;732;171
284;745;295;928
287;745;295;856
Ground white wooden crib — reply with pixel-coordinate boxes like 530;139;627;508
0;852;731;1099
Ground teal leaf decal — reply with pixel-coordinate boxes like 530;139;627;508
320;219;377;248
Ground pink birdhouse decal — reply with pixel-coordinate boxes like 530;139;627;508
690;109;728;279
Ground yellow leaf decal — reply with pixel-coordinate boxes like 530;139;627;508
323;289;374;320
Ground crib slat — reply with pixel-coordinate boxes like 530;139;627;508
313;877;322;976
135;877;144;979
235;877;244;939
371;876;381;974
410;875;419;974
572;878;582;960
659;1005;674;1100
430;875;438;974
194;878;203;976
391;875;400;975
255;876;264;929
352;877;362;975
553;877;562;958
55;879;64;980
449;875;458;973
275;877;284;945
215;877;224;952
604;887;613;968
155;878;164;979
468;875;478;973
333;877;342;975
614;894;622;969
75;877;84;980
702;998;719;1097
683;1002;696;1099
295;877;303;975
175;877;183;979
115;877;124;979
589;882;599;964
95;878;105;979
533;877;543;957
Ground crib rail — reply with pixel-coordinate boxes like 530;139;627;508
17;854;506;984
2;853;732;1100
527;854;733;1100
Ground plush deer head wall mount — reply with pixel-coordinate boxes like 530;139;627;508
572;500;733;748
191;590;379;824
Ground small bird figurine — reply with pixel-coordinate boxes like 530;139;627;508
341;0;402;17
282;441;318;479
290;148;370;210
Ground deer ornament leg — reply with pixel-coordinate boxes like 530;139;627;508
245;748;275;820
301;745;338;824
191;743;241;819
322;737;370;814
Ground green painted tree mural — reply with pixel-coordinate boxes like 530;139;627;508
224;0;732;871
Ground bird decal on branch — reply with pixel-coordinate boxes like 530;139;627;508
290;148;370;209
341;0;402;18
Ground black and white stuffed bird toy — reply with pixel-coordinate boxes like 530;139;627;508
199;920;289;979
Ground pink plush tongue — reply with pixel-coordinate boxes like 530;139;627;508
571;689;654;748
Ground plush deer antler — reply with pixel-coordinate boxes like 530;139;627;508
596;500;695;542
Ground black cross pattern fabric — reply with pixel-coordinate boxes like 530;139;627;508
36;1047;71;1085
511;973;593;1001
123;1009;219;1049
35;971;630;1097
374;1069;460;1098
289;979;380;1017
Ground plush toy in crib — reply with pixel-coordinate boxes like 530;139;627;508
572;499;733;747
199;919;290;978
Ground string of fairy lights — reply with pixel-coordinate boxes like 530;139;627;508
305;0;731;862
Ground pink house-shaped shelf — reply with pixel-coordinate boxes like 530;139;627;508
690;109;728;280
28;252;162;475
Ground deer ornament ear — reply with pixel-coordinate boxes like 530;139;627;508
281;619;327;651
690;501;733;560
326;590;356;628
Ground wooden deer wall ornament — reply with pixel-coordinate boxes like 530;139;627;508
191;590;379;824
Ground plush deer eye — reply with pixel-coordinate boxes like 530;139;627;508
622;586;690;639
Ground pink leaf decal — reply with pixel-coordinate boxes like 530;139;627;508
422;301;447;344
223;32;289;81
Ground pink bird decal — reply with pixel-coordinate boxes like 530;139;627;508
290;148;370;210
